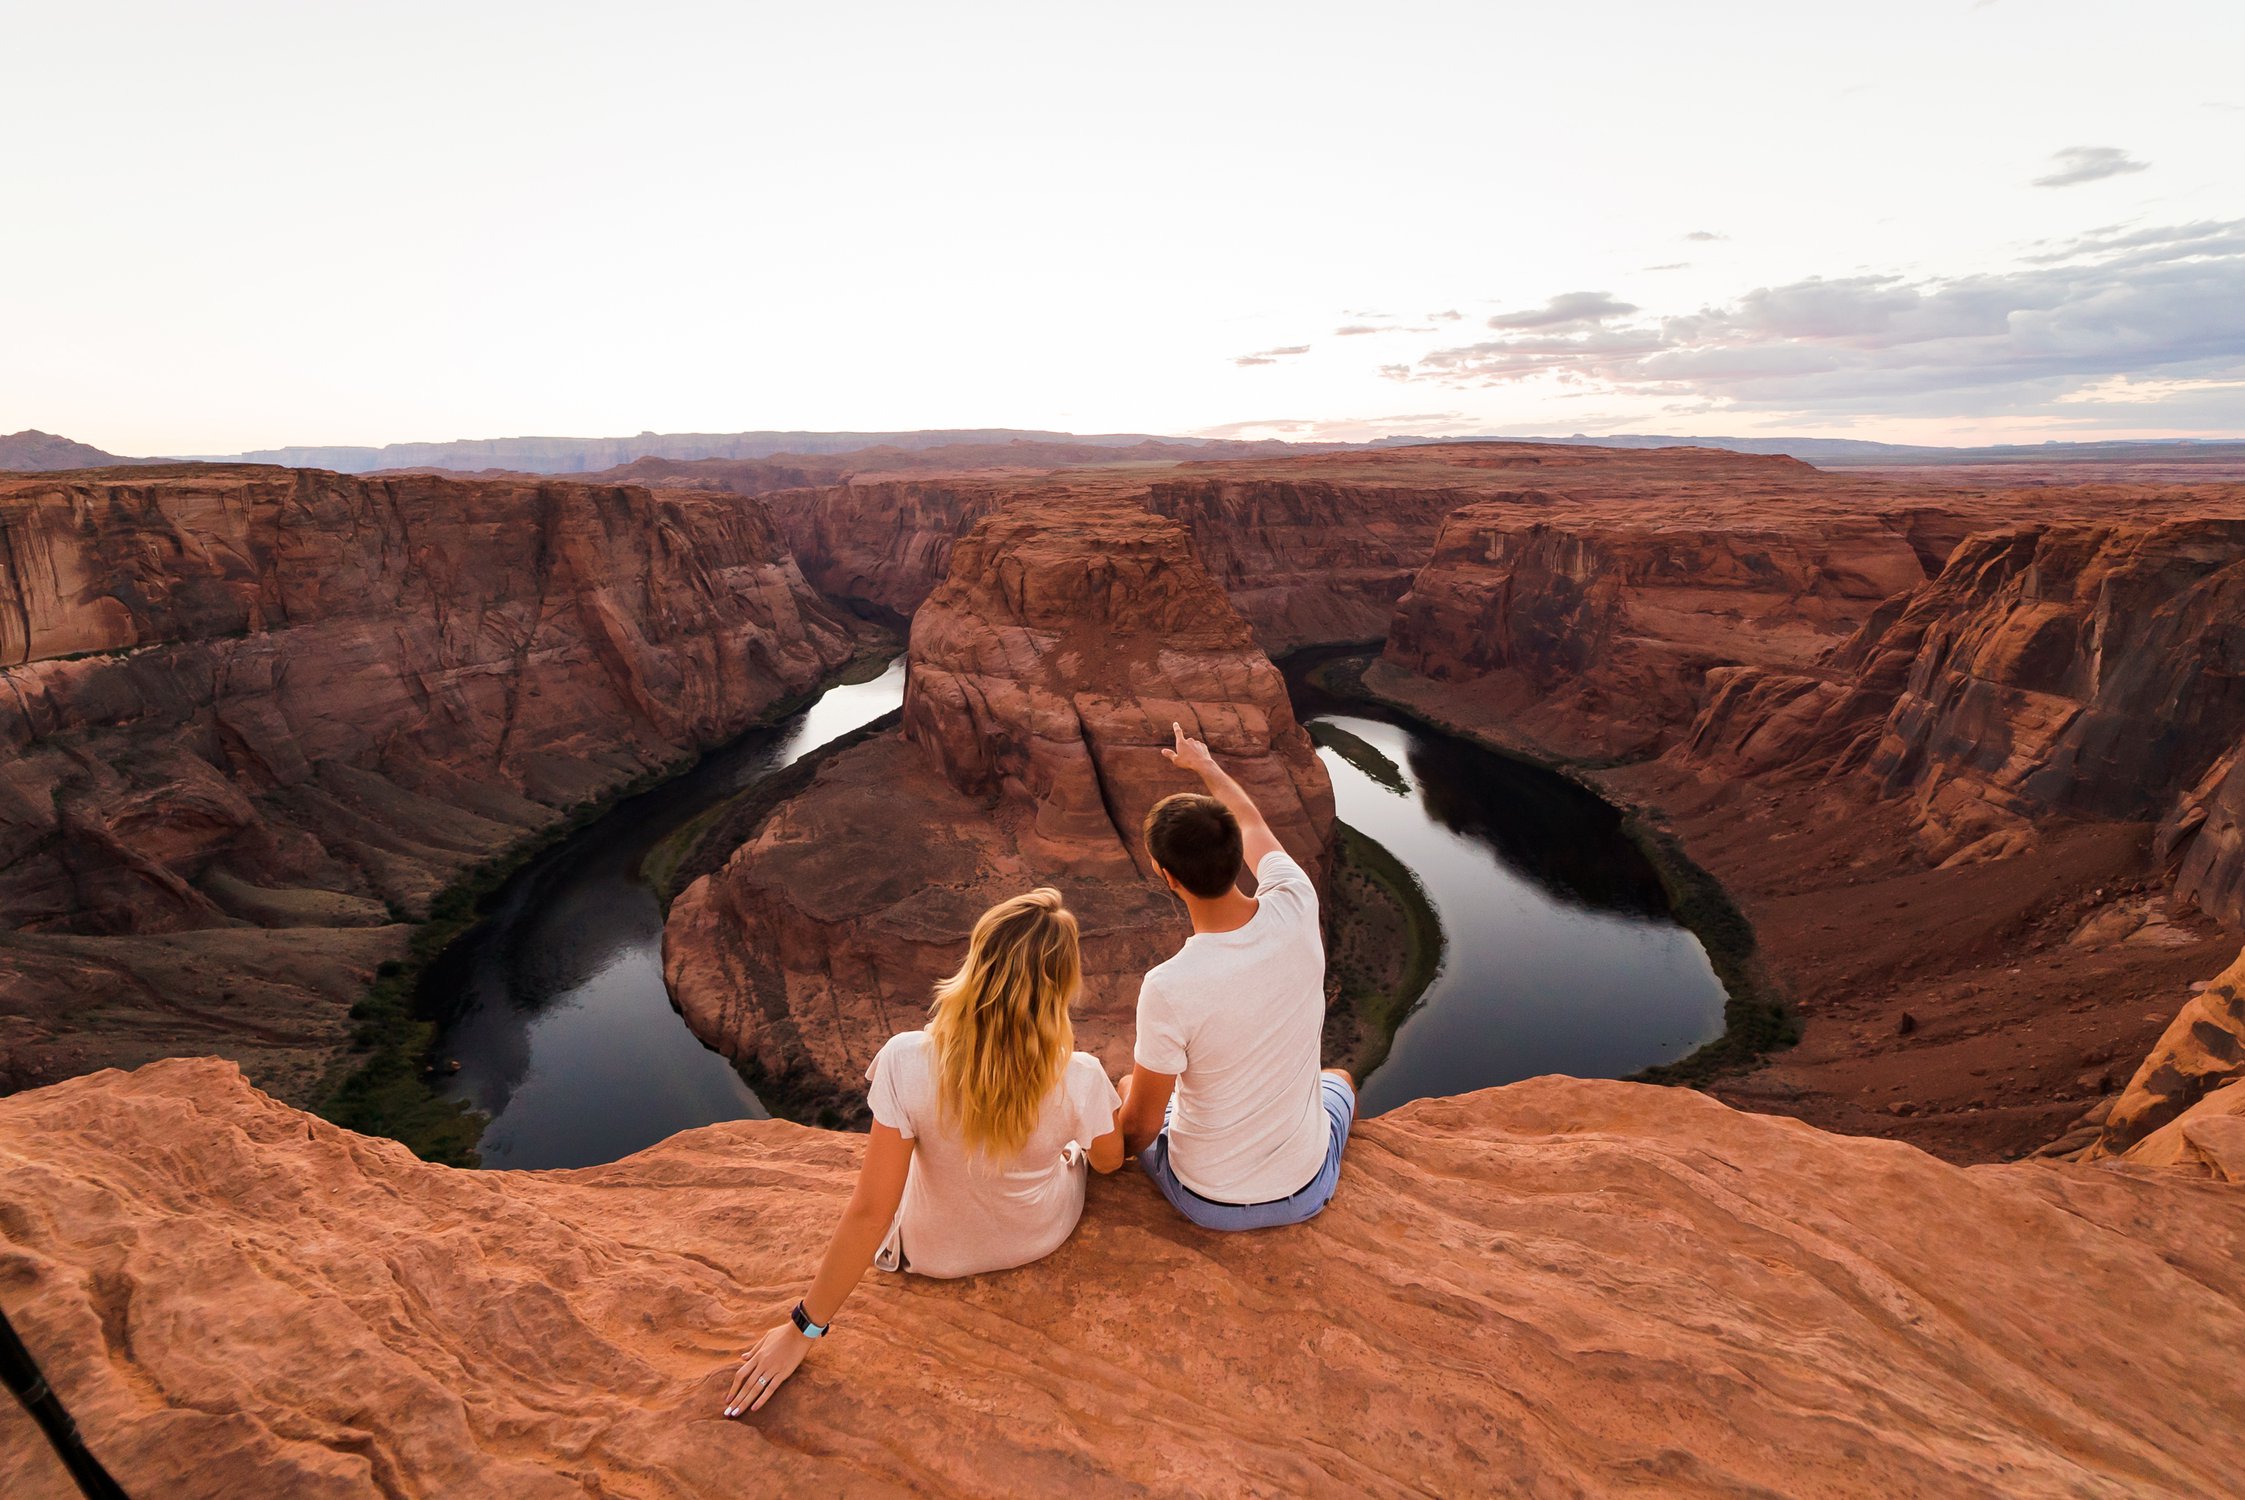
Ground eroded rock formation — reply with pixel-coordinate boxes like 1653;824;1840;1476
2089;947;2245;1158
0;466;866;1098
1380;455;1965;760
4;1057;2242;1497
664;501;1333;1116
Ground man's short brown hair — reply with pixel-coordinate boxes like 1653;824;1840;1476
1142;793;1243;899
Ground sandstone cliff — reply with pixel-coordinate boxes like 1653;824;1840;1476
0;467;865;1099
1139;476;1467;653
1379;453;1966;761
4;1057;2242;1497
664;501;1333;1117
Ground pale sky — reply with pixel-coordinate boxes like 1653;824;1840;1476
9;0;2243;455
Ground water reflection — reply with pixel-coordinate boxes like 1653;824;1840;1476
1288;663;1727;1117
425;660;907;1168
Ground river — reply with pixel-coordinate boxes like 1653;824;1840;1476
425;656;1726;1166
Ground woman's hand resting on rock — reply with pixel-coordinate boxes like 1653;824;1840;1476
724;1324;811;1416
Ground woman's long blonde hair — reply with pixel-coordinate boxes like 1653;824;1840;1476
924;888;1080;1160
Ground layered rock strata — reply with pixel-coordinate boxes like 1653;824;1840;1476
664;501;1333;1115
5;1058;2243;1497
0;466;864;1097
1385;493;1959;760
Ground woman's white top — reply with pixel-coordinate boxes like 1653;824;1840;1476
865;1030;1120;1278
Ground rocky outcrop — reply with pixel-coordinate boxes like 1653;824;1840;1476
2089;947;2245;1158
1672;519;2245;862
2168;742;2245;928
1841;522;2245;864
902;502;1332;880
2120;1077;2245;1180
0;467;866;1097
664;502;1333;1116
5;1057;2244;1498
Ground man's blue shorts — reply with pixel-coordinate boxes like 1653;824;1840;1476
1138;1074;1356;1230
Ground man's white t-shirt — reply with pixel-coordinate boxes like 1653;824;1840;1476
866;1030;1121;1278
1134;851;1330;1203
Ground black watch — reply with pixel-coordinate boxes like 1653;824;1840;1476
790;1301;830;1339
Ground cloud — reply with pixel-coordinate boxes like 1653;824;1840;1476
1684;230;1726;242
1232;344;1311;367
1381;218;2245;422
2032;146;2149;188
1486;291;1639;332
1644;262;1691;272
1334;324;1382;336
1428;309;1464;321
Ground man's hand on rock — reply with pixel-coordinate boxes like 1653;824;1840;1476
1163;722;1217;779
724;1323;812;1417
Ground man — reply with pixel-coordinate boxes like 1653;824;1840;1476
1113;723;1355;1229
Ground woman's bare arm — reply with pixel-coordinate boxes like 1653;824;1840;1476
724;1124;912;1415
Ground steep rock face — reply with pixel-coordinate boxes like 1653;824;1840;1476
2090;946;2245;1157
6;1059;2244;1498
665;503;1333;1115
763;479;1013;623
2167;741;2245;927
1141;477;1467;652
902;502;1332;880
1845;522;2245;863
0;467;864;1097
1674;520;2245;864
1387;498;1944;759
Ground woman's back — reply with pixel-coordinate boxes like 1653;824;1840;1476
866;1030;1120;1278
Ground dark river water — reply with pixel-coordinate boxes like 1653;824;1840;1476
426;656;1726;1167
426;661;907;1167
1285;668;1727;1116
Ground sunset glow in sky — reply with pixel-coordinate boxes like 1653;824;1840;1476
9;0;2243;454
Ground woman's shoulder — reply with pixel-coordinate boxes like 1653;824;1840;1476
877;1028;932;1061
868;1028;934;1079
1063;1051;1116;1090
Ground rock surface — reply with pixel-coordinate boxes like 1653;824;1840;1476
664;502;1332;1117
2119;1077;2245;1180
5;1057;2244;1498
1378;449;1979;761
0;467;866;1098
2090;946;2245;1157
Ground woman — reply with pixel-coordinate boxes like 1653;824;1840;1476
724;888;1123;1417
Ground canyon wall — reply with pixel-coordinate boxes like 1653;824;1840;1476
5;1056;2242;1497
765;461;1475;654
1386;501;1945;759
0;466;866;1098
1679;519;2245;867
1139;477;1468;652
664;501;1333;1117
763;478;1012;623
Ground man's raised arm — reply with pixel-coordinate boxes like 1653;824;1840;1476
1162;722;1283;871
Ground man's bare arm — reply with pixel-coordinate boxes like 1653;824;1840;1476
1114;1064;1178;1158
1163;722;1283;871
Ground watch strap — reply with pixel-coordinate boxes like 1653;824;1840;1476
790;1301;829;1338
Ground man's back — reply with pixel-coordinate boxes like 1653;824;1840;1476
1133;851;1329;1203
